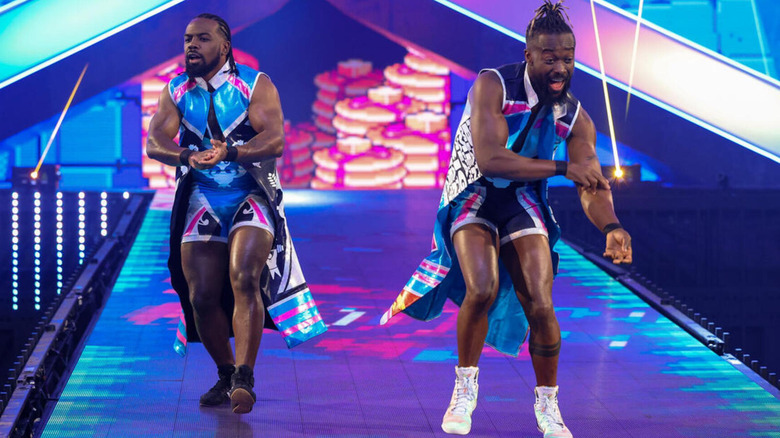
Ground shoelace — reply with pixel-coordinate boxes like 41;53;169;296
537;396;566;430
450;378;476;415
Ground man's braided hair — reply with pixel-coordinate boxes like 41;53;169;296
526;0;574;44
196;13;238;74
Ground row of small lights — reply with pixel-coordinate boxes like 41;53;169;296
78;192;86;263
34;192;41;310
9;191;127;311
56;192;64;294
11;192;19;311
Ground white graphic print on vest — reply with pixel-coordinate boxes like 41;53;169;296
444;118;481;204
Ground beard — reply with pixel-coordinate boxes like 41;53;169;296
533;76;571;105
547;79;571;105
185;54;221;78
528;68;573;105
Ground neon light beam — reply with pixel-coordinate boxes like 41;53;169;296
625;0;643;117
590;0;622;174
32;64;88;177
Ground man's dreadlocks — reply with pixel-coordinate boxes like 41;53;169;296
196;13;238;75
526;0;575;44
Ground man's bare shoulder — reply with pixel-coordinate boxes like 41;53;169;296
471;70;503;109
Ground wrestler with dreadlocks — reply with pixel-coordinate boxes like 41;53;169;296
380;1;632;435
147;13;326;414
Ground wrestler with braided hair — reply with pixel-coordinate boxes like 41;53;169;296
147;13;327;415
383;1;632;435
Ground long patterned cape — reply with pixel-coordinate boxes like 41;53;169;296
166;64;327;356
380;62;580;356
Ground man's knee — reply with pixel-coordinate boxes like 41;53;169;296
464;277;498;310
230;269;260;296
527;298;556;323
189;289;221;315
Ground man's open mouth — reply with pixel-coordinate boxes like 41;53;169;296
549;77;566;92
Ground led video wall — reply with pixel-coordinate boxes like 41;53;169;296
140;49;454;190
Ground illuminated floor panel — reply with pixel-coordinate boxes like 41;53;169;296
42;190;780;437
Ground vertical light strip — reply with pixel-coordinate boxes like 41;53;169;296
100;192;108;237
11;192;20;311
748;0;771;76
625;0;644;116
56;192;64;294
33;191;42;310
590;0;622;176
78;192;86;264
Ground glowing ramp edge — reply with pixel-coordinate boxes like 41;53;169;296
433;0;780;164
0;0;184;90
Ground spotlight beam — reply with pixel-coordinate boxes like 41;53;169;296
32;63;88;178
625;0;644;117
590;0;622;176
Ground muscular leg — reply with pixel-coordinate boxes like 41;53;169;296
452;223;500;367
228;226;273;369
181;242;234;367
500;235;559;386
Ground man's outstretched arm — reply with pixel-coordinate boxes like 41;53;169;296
567;108;632;264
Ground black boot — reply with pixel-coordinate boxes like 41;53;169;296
229;364;256;414
199;364;235;407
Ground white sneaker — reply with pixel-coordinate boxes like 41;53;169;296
534;386;573;438
441;367;479;435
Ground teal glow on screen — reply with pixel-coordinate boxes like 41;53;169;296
0;0;184;89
